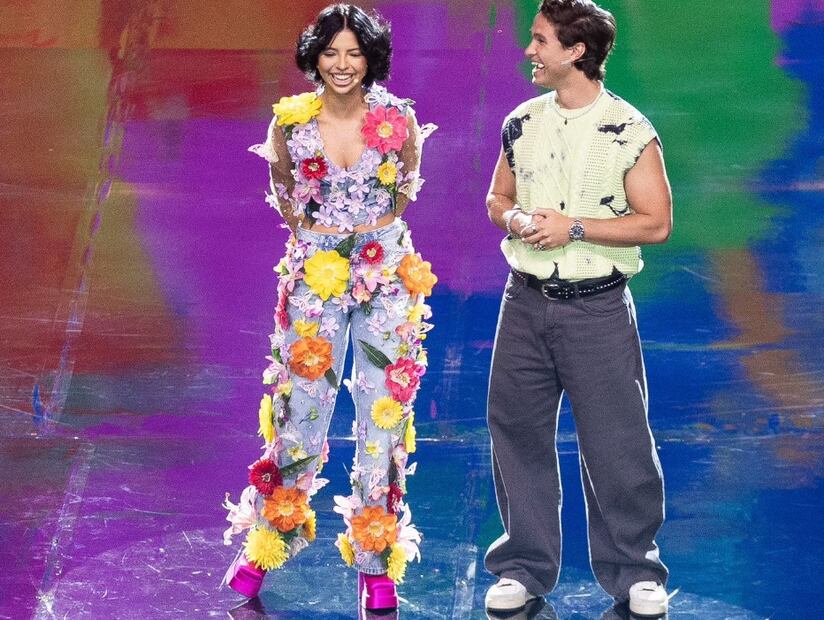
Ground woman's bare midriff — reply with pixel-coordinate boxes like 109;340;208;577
297;212;397;235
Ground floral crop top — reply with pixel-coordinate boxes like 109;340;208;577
249;85;437;232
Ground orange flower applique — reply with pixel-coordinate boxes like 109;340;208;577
288;336;334;381
397;254;438;297
351;505;398;554
261;486;310;533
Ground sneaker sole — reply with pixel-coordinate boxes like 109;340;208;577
629;601;667;618
485;594;538;612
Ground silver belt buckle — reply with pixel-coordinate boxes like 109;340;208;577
540;282;559;300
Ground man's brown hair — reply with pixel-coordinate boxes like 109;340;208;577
539;0;616;81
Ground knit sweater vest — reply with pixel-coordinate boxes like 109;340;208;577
500;89;659;280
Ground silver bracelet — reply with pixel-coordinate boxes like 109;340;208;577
504;210;529;238
504;210;517;237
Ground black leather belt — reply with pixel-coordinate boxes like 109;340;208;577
515;269;626;300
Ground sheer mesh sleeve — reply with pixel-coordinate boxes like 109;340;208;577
397;108;438;211
248;117;299;229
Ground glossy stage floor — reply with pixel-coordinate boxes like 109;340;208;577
2;1;823;619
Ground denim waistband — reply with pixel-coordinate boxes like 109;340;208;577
296;219;405;252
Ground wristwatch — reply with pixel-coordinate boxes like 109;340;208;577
568;218;585;242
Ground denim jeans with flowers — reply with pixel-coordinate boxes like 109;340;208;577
246;218;431;577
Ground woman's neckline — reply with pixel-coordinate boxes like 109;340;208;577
313;93;372;171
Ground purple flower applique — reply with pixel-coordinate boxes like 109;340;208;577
335;211;355;233
357;371;376;394
319;316;340;338
304;297;324;318
365;311;388;337
348;178;371;200
288;124;319;160
294;179;323;206
331;292;355;314
319;387;337;408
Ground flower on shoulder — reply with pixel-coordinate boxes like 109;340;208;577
273;92;322;126
336;533;355;566
351;505;398;553
244;527;289;570
397;254;438;297
360;241;385;265
258;393;275;444
288;336;333;381
293;319;319;338
262;486;310;533
362;106;408;154
386;543;408;583
303;250;350;301
300;157;328;180
371;397;404;429
376;161;398;186
248;458;283;496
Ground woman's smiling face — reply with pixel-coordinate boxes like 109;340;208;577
317;28;368;95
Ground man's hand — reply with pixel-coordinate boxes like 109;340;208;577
520;209;571;250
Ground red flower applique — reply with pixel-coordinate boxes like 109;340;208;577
249;458;283;496
300;157;328;181
360;241;385;265
361;106;408;155
386;483;404;514
384;357;422;404
275;292;289;331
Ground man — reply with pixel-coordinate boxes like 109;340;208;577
483;1;672;617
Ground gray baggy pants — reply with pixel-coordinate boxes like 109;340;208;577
484;272;668;601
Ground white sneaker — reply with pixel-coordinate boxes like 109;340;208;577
484;577;538;611
628;581;668;617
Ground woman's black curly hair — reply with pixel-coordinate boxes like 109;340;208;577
296;4;392;88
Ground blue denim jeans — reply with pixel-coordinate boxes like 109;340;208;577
266;218;427;575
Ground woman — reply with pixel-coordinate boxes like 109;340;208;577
221;4;437;612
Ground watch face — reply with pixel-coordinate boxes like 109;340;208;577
570;220;585;241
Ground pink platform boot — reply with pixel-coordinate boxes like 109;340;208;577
227;553;266;598
358;572;399;610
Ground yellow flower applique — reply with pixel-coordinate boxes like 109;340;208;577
303;510;317;542
336;533;355;566
371;397;404;430
276;380;293;397
387;543;408;583
407;303;425;323
365;440;384;459
377;161;398;185
303;250;351;301
272;92;323;126
258;393;275;444
244;527;289;571
404;411;417;454
294;319;319;338
288;445;308;461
